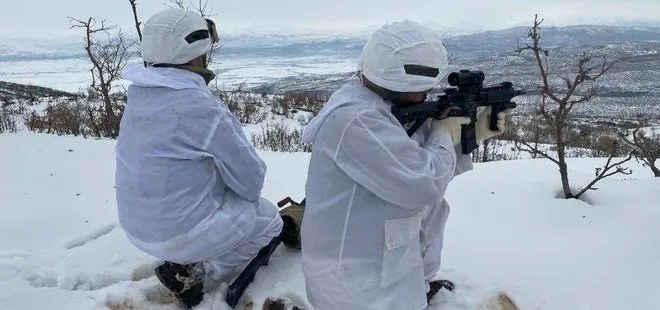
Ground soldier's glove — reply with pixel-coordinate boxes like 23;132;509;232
430;116;471;146
475;106;510;142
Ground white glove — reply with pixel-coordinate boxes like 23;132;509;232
475;106;510;142
430;116;471;146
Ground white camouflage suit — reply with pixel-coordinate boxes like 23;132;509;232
300;78;473;310
115;64;283;281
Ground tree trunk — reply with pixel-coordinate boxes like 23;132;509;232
99;83;116;138
556;121;573;198
559;160;573;198
482;139;490;162
532;126;540;159
87;105;101;138
650;161;660;177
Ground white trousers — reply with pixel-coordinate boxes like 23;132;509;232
203;198;283;280
125;197;283;280
421;200;451;292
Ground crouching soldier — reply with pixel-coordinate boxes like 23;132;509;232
115;8;302;309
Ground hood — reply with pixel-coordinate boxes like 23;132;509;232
302;77;381;143
121;63;207;90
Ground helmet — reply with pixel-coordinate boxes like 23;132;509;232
359;20;448;93
141;8;219;65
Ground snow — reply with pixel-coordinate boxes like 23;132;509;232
1;131;659;310
0;55;359;94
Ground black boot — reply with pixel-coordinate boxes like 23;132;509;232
155;261;205;309
426;279;455;303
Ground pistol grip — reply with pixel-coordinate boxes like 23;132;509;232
489;105;501;131
460;123;478;154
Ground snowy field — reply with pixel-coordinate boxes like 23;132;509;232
1;131;659;310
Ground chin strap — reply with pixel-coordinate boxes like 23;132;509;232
359;74;402;103
152;63;216;85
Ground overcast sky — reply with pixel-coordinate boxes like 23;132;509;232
1;0;659;39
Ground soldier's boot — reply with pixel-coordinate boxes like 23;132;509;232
154;261;205;309
426;279;455;303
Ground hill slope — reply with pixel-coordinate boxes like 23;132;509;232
0;132;658;309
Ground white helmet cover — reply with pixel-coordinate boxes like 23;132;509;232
359;20;449;93
141;8;217;65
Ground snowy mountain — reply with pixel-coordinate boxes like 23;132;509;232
0;36;84;62
443;25;660;59
1;24;658;63
1;24;659;118
0;81;77;101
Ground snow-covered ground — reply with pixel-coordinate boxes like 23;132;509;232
1;130;659;310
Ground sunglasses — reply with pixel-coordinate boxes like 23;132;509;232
206;19;220;44
184;18;220;44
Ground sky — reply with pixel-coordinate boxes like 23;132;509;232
0;0;659;39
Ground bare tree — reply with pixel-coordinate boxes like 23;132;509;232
68;17;135;138
514;14;632;199
619;116;660;177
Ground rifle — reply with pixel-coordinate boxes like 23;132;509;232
225;197;305;308
225;234;281;308
391;70;525;154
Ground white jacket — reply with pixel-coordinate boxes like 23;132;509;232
301;79;473;310
115;64;265;258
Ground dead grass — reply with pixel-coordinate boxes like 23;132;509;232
487;291;520;310
105;298;139;310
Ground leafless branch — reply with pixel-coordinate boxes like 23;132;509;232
618;117;660;177
165;0;187;9
128;0;143;41
565;127;591;146
516;15;565;106
565;88;597;116
574;151;633;198
165;0;214;17
515;139;560;165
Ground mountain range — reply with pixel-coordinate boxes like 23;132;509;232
1;24;658;62
1;24;659;119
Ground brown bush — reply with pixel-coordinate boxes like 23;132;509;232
271;95;292;117
251;121;312;152
0;104;18;133
473;138;521;163
217;91;265;124
273;92;327;117
619;117;660;177
23;97;124;138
